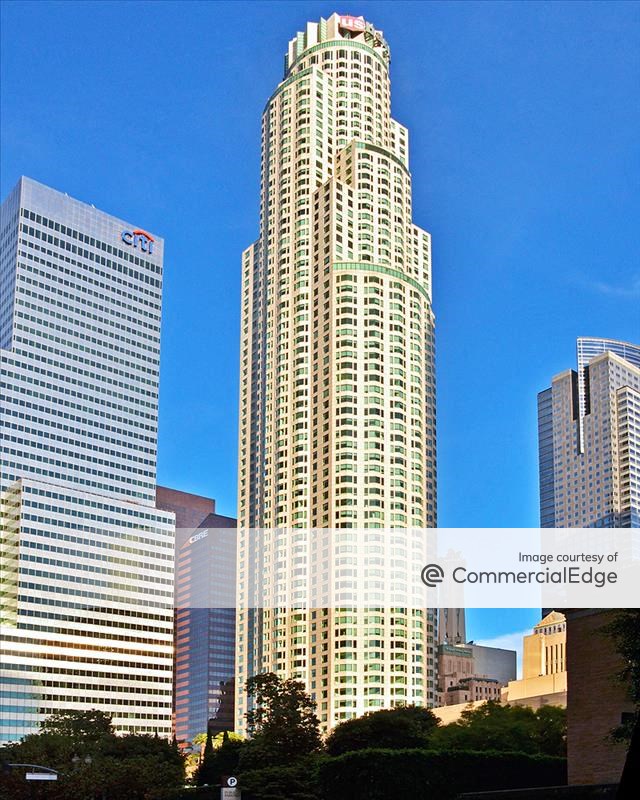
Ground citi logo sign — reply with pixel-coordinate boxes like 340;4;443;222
121;229;155;254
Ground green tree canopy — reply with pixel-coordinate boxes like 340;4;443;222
605;608;640;740
191;731;208;747
1;712;184;800
429;701;566;757
606;609;640;701
40;708;114;740
325;706;439;756
195;733;244;787
532;704;567;756
241;672;322;769
605;608;640;795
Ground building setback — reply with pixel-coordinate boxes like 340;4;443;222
156;486;236;745
0;177;175;743
236;13;438;733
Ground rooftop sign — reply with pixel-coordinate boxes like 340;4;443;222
339;15;366;32
121;229;155;254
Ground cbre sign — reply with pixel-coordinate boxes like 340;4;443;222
188;529;209;545
339;15;366;32
121;229;155;254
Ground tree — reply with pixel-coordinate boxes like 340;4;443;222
40;708;114;740
242;672;321;768
196;732;244;787
604;608;640;798
604;609;640;741
212;730;242;747
430;701;566;757
98;734;184;798
325;706;439;756
1;712;184;800
202;726;214;761
239;757;323;800
317;749;566;800
532;705;567;757
183;731;207;779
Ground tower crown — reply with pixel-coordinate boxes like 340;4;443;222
285;12;390;76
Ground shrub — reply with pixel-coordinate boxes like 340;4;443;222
316;748;567;800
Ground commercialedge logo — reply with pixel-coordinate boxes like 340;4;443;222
121;229;154;254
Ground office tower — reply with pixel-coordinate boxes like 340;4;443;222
156;487;236;745
0;177;175;743
538;337;640;528
237;13;438;733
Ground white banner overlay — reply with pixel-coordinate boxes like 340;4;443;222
174;527;639;610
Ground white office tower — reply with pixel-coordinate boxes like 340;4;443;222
237;14;438;732
0;177;175;743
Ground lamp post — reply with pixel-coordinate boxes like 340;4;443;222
4;765;60;800
71;754;96;800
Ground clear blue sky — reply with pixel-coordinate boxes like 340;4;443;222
2;1;638;644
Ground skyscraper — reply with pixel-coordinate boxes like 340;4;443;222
538;339;639;782
236;14;437;732
0;177;175;742
156;486;236;745
538;336;640;528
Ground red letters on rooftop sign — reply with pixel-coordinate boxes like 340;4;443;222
339;16;366;32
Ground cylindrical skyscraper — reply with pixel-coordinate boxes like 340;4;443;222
237;13;437;732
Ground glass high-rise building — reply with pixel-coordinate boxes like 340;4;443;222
0;177;175;742
236;14;437;733
538;337;640;528
156;486;236;746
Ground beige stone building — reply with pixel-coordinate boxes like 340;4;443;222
236;13;437;733
523;611;566;680
501;612;567;709
436;642;516;706
446;676;501;705
432;616;567;724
